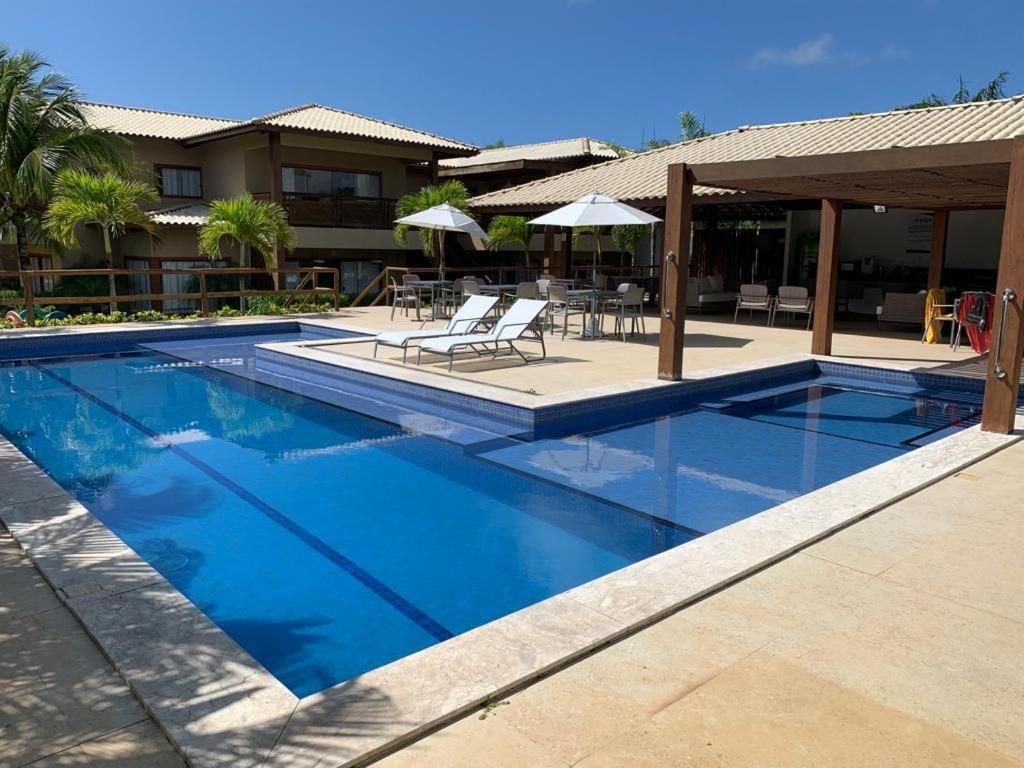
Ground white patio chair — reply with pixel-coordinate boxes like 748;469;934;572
602;284;646;340
734;284;773;324
390;275;419;320
418;298;548;371
546;283;587;339
502;281;540;312
771;286;814;330
375;295;498;363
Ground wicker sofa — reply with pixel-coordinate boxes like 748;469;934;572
686;275;736;313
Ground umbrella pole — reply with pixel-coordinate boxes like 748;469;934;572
438;229;445;283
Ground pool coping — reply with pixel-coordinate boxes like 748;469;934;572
1;342;1020;767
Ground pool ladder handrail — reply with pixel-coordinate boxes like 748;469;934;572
993;287;1017;380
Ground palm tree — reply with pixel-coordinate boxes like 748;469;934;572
393;180;470;258
44;169;158;313
0;46;127;269
486;215;532;269
198;194;296;293
611;224;649;270
44;169;158;265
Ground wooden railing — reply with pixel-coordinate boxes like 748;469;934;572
0;266;340;327
252;193;398;229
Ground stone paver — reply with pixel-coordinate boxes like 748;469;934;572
376;442;1024;767
0;528;184;768
318;307;972;397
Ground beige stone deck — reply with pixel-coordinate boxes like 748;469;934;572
312;306;978;398
0;527;184;767
377;442;1024;768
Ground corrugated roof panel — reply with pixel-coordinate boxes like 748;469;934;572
81;103;239;140
148;202;210;226
201;104;476;152
440;137;620;169
470;97;1024;208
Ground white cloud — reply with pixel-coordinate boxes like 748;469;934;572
881;42;911;60
750;33;834;68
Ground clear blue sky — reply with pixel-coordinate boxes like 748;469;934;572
6;0;1023;148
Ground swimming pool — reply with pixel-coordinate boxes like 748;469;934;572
0;331;982;697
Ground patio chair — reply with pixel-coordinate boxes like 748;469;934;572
546;283;587;339
390;275;420;320
771;286;814;330
501;281;539;312
734;284;772;324
418;298;548;371
375;295;498;363
602;284;646;341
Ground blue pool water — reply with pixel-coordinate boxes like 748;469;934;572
0;338;979;697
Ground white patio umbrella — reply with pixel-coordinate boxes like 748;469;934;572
529;193;661;337
395;203;488;282
529;193;661;284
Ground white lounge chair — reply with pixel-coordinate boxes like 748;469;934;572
374;294;498;363
417;298;548;371
734;284;772;324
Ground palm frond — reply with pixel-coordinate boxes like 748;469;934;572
198;194;295;269
42;169;158;254
393;180;471;258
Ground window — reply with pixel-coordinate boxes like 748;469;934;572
282;166;381;199
158;166;202;198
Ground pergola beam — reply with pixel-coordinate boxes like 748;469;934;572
981;137;1024;433
689;141;1014;185
658;163;693;380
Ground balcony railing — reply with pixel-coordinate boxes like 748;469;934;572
254;193;397;229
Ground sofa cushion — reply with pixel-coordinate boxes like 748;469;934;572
698;291;737;304
707;275;724;292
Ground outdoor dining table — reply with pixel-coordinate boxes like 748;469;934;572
565;288;621;338
476;283;521;295
404;279;454;321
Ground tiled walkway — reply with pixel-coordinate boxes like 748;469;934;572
0;528;183;767
377;441;1024;767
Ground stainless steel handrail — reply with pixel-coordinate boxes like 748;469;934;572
993;287;1017;380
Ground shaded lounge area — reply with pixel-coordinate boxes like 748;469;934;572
658;138;1024;433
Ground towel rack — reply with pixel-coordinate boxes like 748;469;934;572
993;288;1017;380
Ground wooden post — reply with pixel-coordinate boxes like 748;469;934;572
21;271;35;327
543;228;555;273
927;209;949;290
268;132;283;204
560;229;572;279
981;138;1024;433
199;271;209;317
811;199;842;356
657;163;693;380
429;152;439;185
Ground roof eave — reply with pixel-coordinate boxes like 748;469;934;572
182;123;476;156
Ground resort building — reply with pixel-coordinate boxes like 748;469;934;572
436;137;620;195
41;102;478;296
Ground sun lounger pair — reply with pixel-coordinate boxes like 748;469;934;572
374;296;548;370
374;294;498;363
417;298;548;371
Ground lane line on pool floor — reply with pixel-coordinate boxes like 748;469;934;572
30;361;455;644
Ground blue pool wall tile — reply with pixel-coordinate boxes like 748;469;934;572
0;321;357;362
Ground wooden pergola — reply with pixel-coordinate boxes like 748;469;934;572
658;136;1024;434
